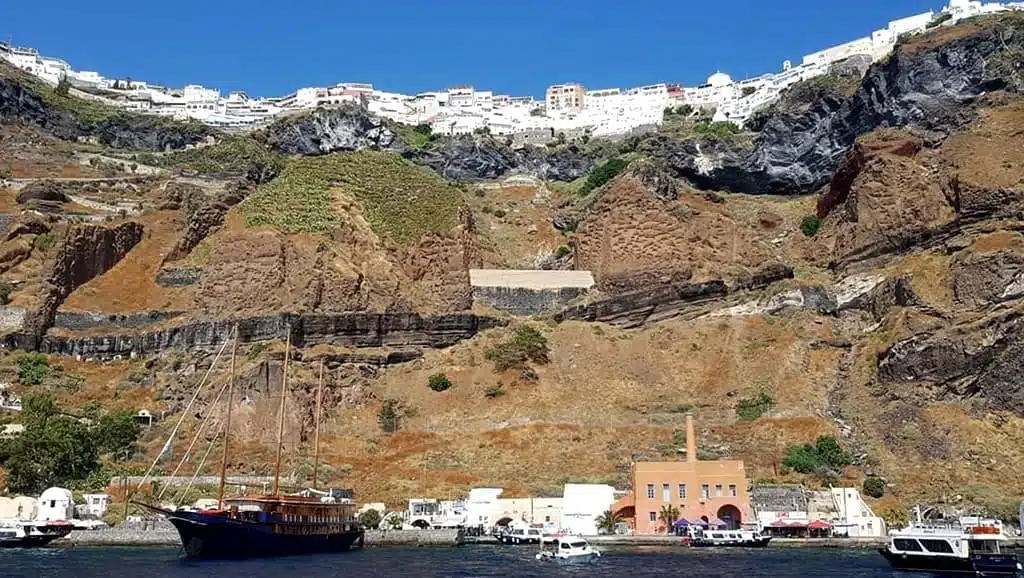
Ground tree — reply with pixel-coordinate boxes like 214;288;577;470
95;410;141;461
55;74;71;97
427;373;452;392
658;504;680;533
412;123;432;136
596;509;622;534
484;325;551;373
378;398;416;433
881;507;909;530
1;395;98;493
358;509;382;529
782;435;851;475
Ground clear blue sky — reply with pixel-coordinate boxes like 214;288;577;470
3;0;939;98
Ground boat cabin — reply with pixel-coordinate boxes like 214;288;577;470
888;523;1007;559
220;496;360;535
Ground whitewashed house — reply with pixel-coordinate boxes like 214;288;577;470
560;484;616;535
36;488;74;521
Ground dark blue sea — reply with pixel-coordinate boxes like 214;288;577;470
0;546;938;577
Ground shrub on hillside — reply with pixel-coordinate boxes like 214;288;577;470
485;326;550;374
863;476;885;499
801;215;823;237
0;281;13;305
378;398;416;434
428;373;453;392
555;245;572;258
485;382;505;399
693;121;739;139
782;435;851;474
579;158;628;195
735;392;775;421
18;353;52;386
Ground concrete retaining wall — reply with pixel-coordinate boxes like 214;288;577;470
58;526;463;548
469;269;595;315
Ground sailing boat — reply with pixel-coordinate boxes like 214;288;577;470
135;327;365;558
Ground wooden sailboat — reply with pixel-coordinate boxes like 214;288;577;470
136;326;364;559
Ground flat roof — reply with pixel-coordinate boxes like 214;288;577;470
469;269;595;290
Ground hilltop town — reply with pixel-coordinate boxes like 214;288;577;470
3;0;1020;143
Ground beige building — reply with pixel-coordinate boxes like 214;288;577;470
545;83;585;113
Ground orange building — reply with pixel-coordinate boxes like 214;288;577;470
612;415;751;534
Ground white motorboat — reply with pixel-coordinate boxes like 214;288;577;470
535;534;601;565
685;527;772;548
0;519;73;548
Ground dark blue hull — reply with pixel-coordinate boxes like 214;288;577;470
879;548;1021;576
166;510;364;559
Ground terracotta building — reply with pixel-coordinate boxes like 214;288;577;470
611;415;751;534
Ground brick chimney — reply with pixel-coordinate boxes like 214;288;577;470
686;414;697;463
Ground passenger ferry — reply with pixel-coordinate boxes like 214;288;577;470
0;519;72;548
879;515;1021;576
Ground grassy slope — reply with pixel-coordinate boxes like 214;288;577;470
239;150;464;244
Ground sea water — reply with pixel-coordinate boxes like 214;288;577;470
0;545;928;577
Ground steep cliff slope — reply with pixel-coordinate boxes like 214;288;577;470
3;14;1024;515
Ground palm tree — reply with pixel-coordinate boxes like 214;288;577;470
596;509;621;535
658;505;680;533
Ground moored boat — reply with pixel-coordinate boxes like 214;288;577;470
0;519;72;548
681;525;772;548
535;534;601;565
133;327;365;559
879;515;1022;576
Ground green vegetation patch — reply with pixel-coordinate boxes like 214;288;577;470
735;391;775;421
241;150;463;243
801;215;823;237
579;158;628;195
156;135;284;181
782;435;851;475
693;121;740;139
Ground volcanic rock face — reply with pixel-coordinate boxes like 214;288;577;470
0;73;212;150
648;16;1024;195
263;104;401;155
403;135;594;182
22;222;144;345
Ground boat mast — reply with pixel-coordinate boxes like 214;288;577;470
312;358;325;490
217;325;238;509
272;327;291;497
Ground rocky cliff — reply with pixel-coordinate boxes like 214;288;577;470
259;104;594;182
0;66;213;151
646;14;1024;195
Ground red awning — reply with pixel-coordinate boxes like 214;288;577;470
808;520;833;530
784;521;808;528
769;520;803;528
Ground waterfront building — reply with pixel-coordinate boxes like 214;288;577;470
82;494;112;518
611;415;751;534
561;484;617;535
36;487;74;521
810;487;886;537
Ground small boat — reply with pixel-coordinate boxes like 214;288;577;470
879;515;1022;576
535;534;601;565
685;527;772;548
0;519;73;548
501;524;544;545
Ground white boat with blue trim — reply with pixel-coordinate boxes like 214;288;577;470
535;534;601;565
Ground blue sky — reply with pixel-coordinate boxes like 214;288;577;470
2;0;939;98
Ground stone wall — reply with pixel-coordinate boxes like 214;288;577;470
52;310;185;331
0;307;26;332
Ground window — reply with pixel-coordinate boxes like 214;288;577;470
919;539;954;554
545;516;550;523
715;484;723;498
893;539;923;552
662;484;671;502
701;485;709;499
729;484;737;497
649;512;657;522
647;484;655;500
678;484;687;499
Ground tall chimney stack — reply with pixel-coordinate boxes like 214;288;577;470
686;414;697;463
